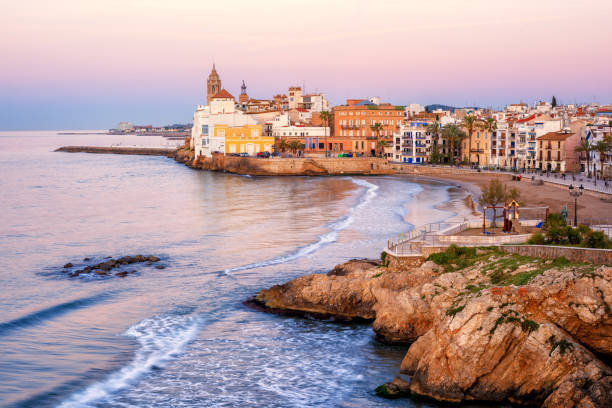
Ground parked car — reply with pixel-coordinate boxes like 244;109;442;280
257;151;271;158
228;153;240;157
271;151;280;157
239;152;249;157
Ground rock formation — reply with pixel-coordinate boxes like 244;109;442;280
61;255;163;278
251;249;612;407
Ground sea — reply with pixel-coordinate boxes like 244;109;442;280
0;131;485;407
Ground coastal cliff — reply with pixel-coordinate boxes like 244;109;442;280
250;249;612;407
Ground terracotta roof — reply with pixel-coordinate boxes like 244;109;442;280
211;89;234;100
516;113;537;123
537;131;575;141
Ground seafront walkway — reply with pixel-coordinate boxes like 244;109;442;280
393;163;612;195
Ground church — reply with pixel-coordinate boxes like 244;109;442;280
189;65;275;158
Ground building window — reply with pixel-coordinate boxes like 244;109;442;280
201;125;208;135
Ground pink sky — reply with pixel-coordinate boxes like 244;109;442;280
1;0;611;129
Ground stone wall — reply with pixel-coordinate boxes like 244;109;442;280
391;164;484;177
439;233;531;245
420;246;450;258
386;253;425;270
189;152;394;176
501;245;612;265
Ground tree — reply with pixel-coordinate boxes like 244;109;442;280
461;115;477;163
277;138;289;153
481;118;497;166
478;179;520;227
371;122;384;157
575;138;593;175
483;117;497;134
552;96;557;108
593;137;612;176
288;140;301;154
376;139;388;158
441;124;467;164
319;110;331;157
426;120;441;163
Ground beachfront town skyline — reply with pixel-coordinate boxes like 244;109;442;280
167;64;612;178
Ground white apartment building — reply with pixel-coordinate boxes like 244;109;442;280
405;104;425;116
271;114;329;146
492;115;562;170
301;94;330;112
395;120;431;163
191;97;260;158
585;123;612;177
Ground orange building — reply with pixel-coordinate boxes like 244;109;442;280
333;99;405;157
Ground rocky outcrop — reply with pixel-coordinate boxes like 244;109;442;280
252;250;612;407
61;255;163;278
172;148;394;176
250;259;380;320
401;271;612;407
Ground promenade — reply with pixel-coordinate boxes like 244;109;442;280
393;163;612;195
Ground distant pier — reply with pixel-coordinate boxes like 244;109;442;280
55;146;178;156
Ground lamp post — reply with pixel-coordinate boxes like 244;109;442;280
568;184;584;226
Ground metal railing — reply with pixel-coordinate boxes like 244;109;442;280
591;225;612;238
386;221;467;256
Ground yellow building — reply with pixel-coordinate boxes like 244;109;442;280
213;124;275;155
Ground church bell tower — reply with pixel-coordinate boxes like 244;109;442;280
206;64;222;105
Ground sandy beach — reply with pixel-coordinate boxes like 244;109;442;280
401;171;612;225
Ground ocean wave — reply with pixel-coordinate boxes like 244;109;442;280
58;313;203;408
222;178;379;275
0;293;112;336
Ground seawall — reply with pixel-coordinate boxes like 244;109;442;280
55;146;178;156
176;150;394;176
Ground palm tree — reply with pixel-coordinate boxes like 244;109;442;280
376;139;388;158
288;140;300;155
461;115;477;164
277;138;289;153
575;138;593;176
593;137;612;177
426;120;441;163
442;124;467;165
371;122;384;157
319;110;331;157
482;118;497;167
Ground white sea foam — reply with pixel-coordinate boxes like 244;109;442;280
223;178;378;274
59;314;202;408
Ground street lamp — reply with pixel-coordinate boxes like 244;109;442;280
568;184;584;226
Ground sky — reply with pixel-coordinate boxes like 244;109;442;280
1;0;611;130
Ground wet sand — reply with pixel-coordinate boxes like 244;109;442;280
401;177;481;229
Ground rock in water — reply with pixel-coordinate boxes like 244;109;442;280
375;376;411;399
